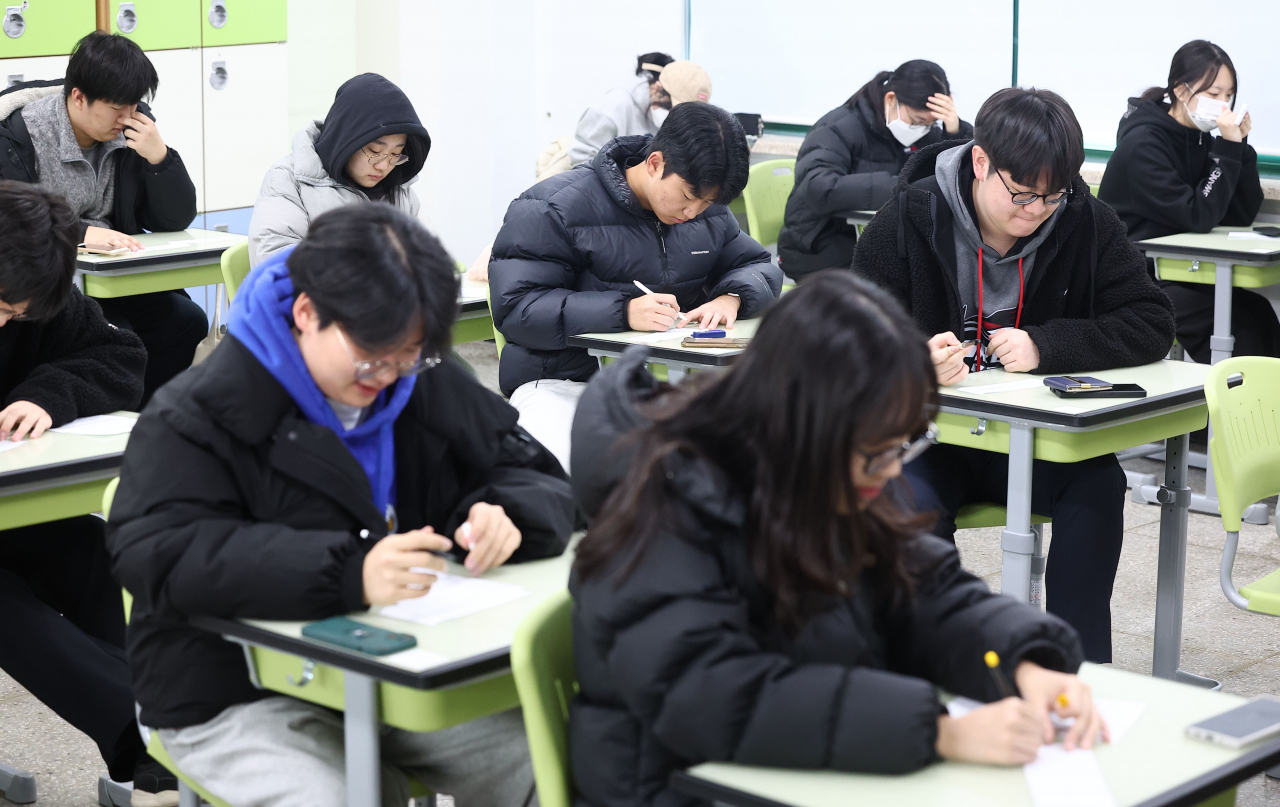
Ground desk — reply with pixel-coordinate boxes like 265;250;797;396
75;230;246;299
192;546;576;807
938;363;1209;685
672;663;1280;807
569;318;760;382
453;277;494;345
845;210;877;229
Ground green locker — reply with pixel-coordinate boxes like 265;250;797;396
200;0;286;47
0;0;96;59
111;0;201;51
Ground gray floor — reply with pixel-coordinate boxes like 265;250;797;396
3;343;1279;805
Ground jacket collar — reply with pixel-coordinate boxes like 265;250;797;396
23;91;127;165
593;135;657;219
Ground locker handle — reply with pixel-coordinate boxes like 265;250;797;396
209;61;228;91
3;6;24;39
117;2;137;34
208;0;227;29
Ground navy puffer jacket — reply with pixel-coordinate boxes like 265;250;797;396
489;135;780;396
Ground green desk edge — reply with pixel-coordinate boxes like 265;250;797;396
0;477;113;531
83;262;225;298
1156;259;1280;289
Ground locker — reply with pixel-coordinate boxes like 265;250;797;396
200;42;287;212
200;0;285;48
111;0;201;52
0;53;68;87
0;0;94;59
146;47;204;212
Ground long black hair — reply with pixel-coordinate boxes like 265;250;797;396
1140;40;1237;109
846;59;951;131
576;271;939;633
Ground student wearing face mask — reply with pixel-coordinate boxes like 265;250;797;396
1099;41;1274;364
778;60;972;280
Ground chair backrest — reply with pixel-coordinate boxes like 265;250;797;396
511;589;575;807
221;241;252;302
1205;356;1280;531
742;159;795;248
486;283;506;358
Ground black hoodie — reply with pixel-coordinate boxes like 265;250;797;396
312;73;431;201
1099;96;1262;242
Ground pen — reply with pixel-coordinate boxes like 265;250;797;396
633;280;687;325
984;651;1018;699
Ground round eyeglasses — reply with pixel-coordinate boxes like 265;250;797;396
335;328;440;381
360;145;410;167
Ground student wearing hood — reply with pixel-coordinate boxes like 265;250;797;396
249;73;431;267
1099;40;1276;363
778;60;972;280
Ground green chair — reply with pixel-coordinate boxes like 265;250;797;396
511;589;575;807
1206;357;1280;615
741;159;795;248
486;283;506;359
1088;183;1101;197
220;241;251;302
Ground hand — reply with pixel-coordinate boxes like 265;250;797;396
986;329;1040;373
1016;661;1109;751
1218;108;1250;142
684;294;741;331
120;110;168;165
362;528;452;606
84;225;143;252
455;502;522;575
1240;111;1252;140
926;93;961;134
0;401;51;442
936;697;1044;765
928;331;970;386
467;241;492;282
627;293;682;331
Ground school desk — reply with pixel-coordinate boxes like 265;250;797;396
846;210;877;229
74;230;246;298
568;317;761;382
453;277;494;345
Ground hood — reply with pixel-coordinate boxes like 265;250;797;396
1116;96;1205;145
592;135;656;219
312;73;431;195
0;80;61;121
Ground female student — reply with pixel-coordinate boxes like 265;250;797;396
1100;40;1277;363
567;272;1104;807
778;60;971;279
248;72;431;267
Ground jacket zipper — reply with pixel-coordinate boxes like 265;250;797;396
654;222;669;284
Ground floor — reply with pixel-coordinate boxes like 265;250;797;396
2;341;1279;805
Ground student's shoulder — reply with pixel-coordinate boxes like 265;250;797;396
511;165;603;220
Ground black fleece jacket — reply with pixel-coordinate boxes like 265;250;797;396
853;141;1175;374
1099;97;1262;242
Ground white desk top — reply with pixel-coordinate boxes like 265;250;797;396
77;229;246;269
458;277;489;306
1136;226;1280;263
0;411;136;491
570;318;760;366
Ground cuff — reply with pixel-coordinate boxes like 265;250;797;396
1211;137;1245;161
144;147;181;174
339;546;370;612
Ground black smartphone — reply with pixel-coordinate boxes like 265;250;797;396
1253;226;1280;238
1050;384;1146;399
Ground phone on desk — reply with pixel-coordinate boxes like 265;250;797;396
1187;696;1280;748
300;617;417;656
1253;226;1280;238
77;243;131;256
1044;376;1147;399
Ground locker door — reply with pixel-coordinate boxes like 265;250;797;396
110;0;201;51
0;54;68;86
146;47;204;213
201;41;287;212
200;0;285;48
0;0;95;59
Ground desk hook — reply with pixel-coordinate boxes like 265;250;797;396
287;658;315;687
970;417;988;436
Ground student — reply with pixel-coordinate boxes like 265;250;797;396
778;60;972;279
489;102;781;473
107;204;575;807
1099;40;1275;364
568;56;710;167
0;31;204;407
249;72;431;267
567;272;1103;807
853;88;1175;663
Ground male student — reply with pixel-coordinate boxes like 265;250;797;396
0;31;205;405
0;182;180;803
107;204;576;806
853;87;1176;663
489;102;781;472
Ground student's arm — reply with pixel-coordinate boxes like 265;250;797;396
1222;141;1263;226
568;105;621;167
1123;130;1248;233
128;108;198;233
248;166;310;268
796;125;896;216
702;211;781;318
851;200;915;310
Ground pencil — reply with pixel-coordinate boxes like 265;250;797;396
633;280;687;325
984;651;1018;699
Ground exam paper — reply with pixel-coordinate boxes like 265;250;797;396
0;440;27;453
1024;745;1116;807
379;571;529;626
628;328;699;345
960;378;1047;395
51;415;136;436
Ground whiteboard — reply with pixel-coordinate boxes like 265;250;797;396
689;0;1013;128
1019;0;1280;155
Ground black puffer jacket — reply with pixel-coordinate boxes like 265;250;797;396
778;94;972;277
106;336;577;728
853;142;1175;374
1099;97;1262;243
489;136;780;396
567;349;1085;807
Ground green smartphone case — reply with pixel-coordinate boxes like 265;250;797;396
301;617;417;656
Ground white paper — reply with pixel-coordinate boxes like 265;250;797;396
1227;231;1279;240
382;646;449;670
628;327;699;345
51;415;136;436
378;571;529;626
961;378;1047;395
1024;745;1116;807
0;439;27;453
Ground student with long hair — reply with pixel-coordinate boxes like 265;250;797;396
567;272;1103;807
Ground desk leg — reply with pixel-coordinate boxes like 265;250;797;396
667;366;687;383
1001;422;1035;603
344;671;381;807
1205;265;1236;506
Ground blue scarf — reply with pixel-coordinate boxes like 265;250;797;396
227;246;416;518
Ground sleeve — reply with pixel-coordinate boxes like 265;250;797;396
8;290;145;425
1222;141;1264;226
133;147;198;233
1121;130;1247;233
568;105;620;167
489;196;629;349
796;125;896;216
248;166;310;268
703;212;781;318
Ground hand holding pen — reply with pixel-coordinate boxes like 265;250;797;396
629;280;687;331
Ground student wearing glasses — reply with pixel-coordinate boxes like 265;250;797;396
248;73;430;267
107;204;575;806
853;88;1175;663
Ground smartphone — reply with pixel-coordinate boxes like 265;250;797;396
1044;375;1114;392
77;243;130;256
680;337;751;348
1187;696;1280;749
1253;226;1280;238
300;617;417;656
1050;383;1146;399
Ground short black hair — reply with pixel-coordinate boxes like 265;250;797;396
645;102;750;204
287;204;458;360
974;87;1084;193
65;31;158;105
0;181;78;321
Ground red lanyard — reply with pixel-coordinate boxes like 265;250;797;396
974;250;1024;372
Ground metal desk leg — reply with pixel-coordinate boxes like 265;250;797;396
1029;523;1047;610
1001;422;1035;602
1205;264;1236;506
344;671;381;807
667;365;687;383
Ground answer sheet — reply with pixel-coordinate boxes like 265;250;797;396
379;571;529;626
50;414;136;436
959;378;1047;395
1024;744;1116;807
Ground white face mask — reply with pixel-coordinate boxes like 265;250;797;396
886;103;931;147
1183;84;1230;132
650;106;669;128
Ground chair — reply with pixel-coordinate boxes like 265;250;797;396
486;283;506;358
511;589;575;807
741;159;795;249
220;242;251;302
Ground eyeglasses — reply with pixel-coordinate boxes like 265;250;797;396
994;170;1070;207
359;145;410;167
859;422;937;477
0;307;30;321
334;328;440;381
